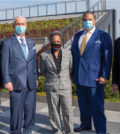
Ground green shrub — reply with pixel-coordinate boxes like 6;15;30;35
105;73;120;101
37;74;120;102
37;75;77;95
37;76;45;92
0;18;77;39
1;74;120;102
72;83;76;95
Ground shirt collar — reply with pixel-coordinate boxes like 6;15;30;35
84;26;96;34
15;34;26;41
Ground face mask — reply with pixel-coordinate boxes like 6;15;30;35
83;20;93;30
51;43;61;51
15;26;26;35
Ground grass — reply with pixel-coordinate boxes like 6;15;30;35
37;92;46;96
0;88;8;93
1;88;120;103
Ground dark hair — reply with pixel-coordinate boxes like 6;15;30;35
49;31;63;43
82;11;96;20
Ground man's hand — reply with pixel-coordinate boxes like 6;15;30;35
4;82;13;91
96;77;107;84
112;84;117;93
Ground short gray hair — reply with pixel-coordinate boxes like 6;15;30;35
49;31;63;43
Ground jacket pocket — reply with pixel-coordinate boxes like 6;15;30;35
89;64;100;80
89;64;100;71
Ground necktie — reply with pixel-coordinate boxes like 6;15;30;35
20;38;28;60
80;31;89;55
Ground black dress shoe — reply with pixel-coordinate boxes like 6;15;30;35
74;126;92;132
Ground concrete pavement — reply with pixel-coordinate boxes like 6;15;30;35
0;96;120;134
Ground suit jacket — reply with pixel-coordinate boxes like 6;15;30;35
1;35;38;90
112;37;120;91
71;28;112;87
0;40;3;88
40;48;73;91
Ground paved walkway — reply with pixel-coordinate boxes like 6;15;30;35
0;97;120;134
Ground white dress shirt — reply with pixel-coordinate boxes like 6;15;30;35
78;27;96;50
15;34;29;54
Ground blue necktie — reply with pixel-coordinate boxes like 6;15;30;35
20;38;28;60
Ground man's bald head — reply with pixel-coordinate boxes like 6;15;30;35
14;16;27;25
13;16;27;37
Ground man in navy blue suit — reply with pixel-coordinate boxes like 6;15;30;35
71;11;112;134
0;40;3;88
1;16;38;134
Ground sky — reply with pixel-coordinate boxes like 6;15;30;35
0;0;87;20
106;0;120;38
0;0;119;10
0;0;72;9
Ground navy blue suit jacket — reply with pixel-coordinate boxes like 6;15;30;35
71;28;112;87
0;40;3;88
1;35;38;90
112;37;120;92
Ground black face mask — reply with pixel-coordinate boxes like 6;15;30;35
51;43;61;51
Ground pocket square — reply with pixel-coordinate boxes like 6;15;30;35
32;46;36;50
95;40;101;44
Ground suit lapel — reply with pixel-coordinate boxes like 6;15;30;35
82;28;98;55
77;31;84;57
61;48;65;68
12;35;26;61
26;38;33;61
47;50;57;71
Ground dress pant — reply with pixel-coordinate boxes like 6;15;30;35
9;87;36;134
46;89;73;134
76;83;106;134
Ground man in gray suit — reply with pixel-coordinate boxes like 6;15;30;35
40;31;73;134
1;16;38;134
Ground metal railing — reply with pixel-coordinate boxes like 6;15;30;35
60;0;106;47
0;0;85;20
88;0;106;18
0;0;106;46
33;0;107;47
0;0;106;21
27;0;106;49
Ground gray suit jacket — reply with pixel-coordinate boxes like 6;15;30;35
40;48;73;91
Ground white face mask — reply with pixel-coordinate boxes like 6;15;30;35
83;20;93;30
15;26;26;35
